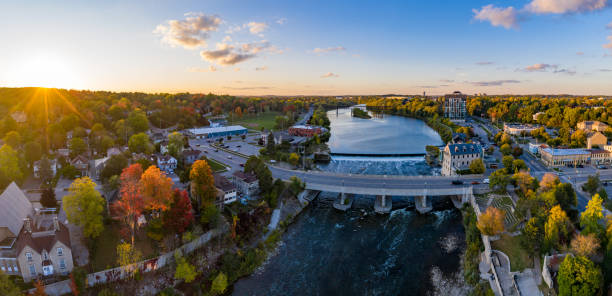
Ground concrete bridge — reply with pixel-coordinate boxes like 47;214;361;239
269;166;483;214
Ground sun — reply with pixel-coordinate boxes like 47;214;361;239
16;53;82;89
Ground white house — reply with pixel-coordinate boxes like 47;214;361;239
156;155;177;174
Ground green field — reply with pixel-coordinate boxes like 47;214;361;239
205;157;229;172
491;234;532;272
229;111;281;131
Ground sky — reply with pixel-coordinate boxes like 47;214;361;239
0;0;611;96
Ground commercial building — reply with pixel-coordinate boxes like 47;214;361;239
442;143;483;176
186;125;248;139
0;183;74;282
528;143;549;155
587;149;611;165
288;125;325;137
503;123;539;136
586;131;607;149
540;148;589;167
443;91;467;122
577;121;609;132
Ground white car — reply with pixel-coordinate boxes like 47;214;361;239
227;155;232;159
483;178;490;184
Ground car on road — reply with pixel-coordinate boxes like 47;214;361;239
598;165;607;169
483;178;490;184
451;180;464;185
227;155;232;159
214;149;219;152
204;150;208;153
236;145;241;147
471;181;479;185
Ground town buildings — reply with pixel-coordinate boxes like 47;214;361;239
586;131;607;149
540;148;589;167
0;183;74;282
288;125;325;137
441;143;483;176
443;91;467;122
232;171;259;197
577;120;609;132
214;174;237;206
503;123;539;136
185;125;247;139
156;155;177;174
182;149;201;165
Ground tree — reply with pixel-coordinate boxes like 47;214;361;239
114;164;144;246
24;141;42;166
502;155;514;171
581;194;605;237
571;233;600;258
2;131;21;148
511;146;523;157
37;156;53;185
512;159;527;172
33;280;47;296
500;143;512;155
0;270;22;296
583;174;601;197
513;171;535;196
167;132;184;158
174;252;197;283
540;173;560;192
210;272;228;295
100;154;128;182
63;177;105;238
189;160;216;208
476;206;505;236
558;255;603;296
545;205;572;251
0;145;22;190
127;109;149;134
128;133;152;154
469;158;485;174
289;176;305;195
163;189;194;235
489;169;510;193
520;216;545;256
40;187;58;208
288;153;300;166
140;166;173;212
116;242;142;276
69;137;87;157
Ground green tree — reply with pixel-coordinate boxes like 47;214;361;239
0;145;23;189
0;270;22;296
545;205;572;251
289;176;305;195
2;131;21;148
502;155;514;171
469;158;485;174
288;152;300;166
167;132;184;158
63;177;105;238
99;154;128;182
210;272;228;295
520;216;545;256
583;174;601;197
173;252;197;283
489;169;510;193
580;194;605;237
512;159;527;172
128;133;152;154
40;187;58;208
69;137;87;157
558;255;603;296
127;109;149;134
24;141;42;167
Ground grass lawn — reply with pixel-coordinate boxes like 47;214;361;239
491;233;532;272
229;111;281;131
205;157;229;172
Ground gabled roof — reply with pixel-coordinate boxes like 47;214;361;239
0;182;33;237
16;223;71;256
70;155;89;164
214;174;236;192
233;171;258;183
447;143;482;156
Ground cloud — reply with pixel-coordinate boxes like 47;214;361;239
525;0;608;14
223;86;272;90
255;66;268;71
311;46;346;54
200;41;272;66
440;79;455;83
418;85;439;88
605;22;612;52
321;72;339;78
598;68;612;71
524;63;555;71
553;68;577;75
476;61;494;65
247;22;268;35
241;40;271;54
154;13;222;49
188;65;217;72
472;5;518;29
470;80;521;86
576;51;585;55
276;18;287;25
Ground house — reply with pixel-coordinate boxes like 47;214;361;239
586;131;607;149
156;155;177;174
441;143;483;176
10;111;27;123
150;132;166;144
56;149;70;158
33;159;57;179
160;140;169;155
182;149;201;165
0;182;74;282
577;120;609;132
532;112;545;121
214;174;237;205
69;155;89;177
106;147;122;157
90;157;109;180
232;171;259;197
451;133;467;144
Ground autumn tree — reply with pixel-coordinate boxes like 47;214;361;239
469;158;485;174
288;152;300;166
174;251;198;283
558;256;603;296
477;206;505;236
189;159;216;209
512;171;536;196
63;177;105;238
489;169;510;193
140;165;173;212
114;164;144;246
2;131;21;148
520;215;545;256
210;272;228;295
163;189;194;235
545;205;572;251
571;233;600;258
116;242;142;276
502;155;514;171
580;194;604;237
539;172;559;192
0;270;21;296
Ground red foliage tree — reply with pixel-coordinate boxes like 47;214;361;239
113;163;144;246
163;189;194;235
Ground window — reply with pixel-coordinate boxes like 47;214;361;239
29;264;35;276
57;247;63;256
60;259;66;269
26;252;32;261
1;266;5;271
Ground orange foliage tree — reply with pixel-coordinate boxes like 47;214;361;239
113;163;144;246
189;160;216;209
140;165;173;212
477;206;506;236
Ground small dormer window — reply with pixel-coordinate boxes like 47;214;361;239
43;251;48;260
57;247;63;256
26;252;32;261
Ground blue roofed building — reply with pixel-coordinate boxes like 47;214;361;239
442;143;483;176
540;148;589;167
185;125;248;139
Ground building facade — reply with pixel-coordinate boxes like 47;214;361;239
540;148;589;167
186;125;248;139
214;175;237;205
586;131;607;149
577;121;609;132
587;149;611;165
443;91;467;122
288;125;324;137
442;143;483;176
503;123;539;136
232;171;259;197
156;155;177;173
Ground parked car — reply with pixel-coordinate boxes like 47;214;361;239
598;165;607;169
228;155;232;159
204;150;208;153
451;180;464;185
483;178;490;184
240;163;245;167
471;181;479;185
214;149;219;152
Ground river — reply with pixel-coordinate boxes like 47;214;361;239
232;108;469;296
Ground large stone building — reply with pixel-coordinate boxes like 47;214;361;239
540;148;589;167
503;123;539;136
586;131;607;149
443;91;467;122
442;143;483;176
0;183;74;282
577;121;609;132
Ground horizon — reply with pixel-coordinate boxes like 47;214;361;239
1;0;612;95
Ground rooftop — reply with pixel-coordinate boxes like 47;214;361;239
187;125;247;135
233;171;258;183
447;143;482;156
541;148;589;156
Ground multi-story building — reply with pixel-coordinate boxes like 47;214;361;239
577;121;609;132
288;125;325;137
214;174;237;206
232;171;259;197
441;143;483;176
185;125;248;139
586;131;607;149
443;91;467;122
540;148;589;167
0;182;74;282
503;123;539;136
587;149;611;165
156;155;177;174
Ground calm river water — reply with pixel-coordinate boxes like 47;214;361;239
232;108;468;296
